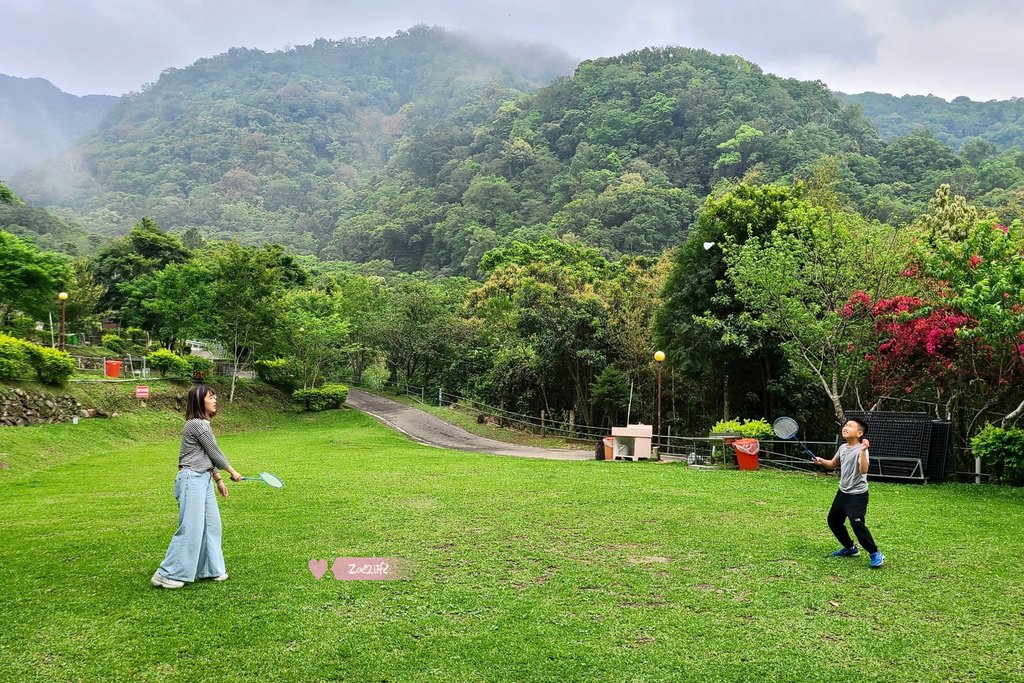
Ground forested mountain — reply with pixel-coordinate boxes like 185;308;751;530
326;47;983;274
0;74;118;177
837;91;1024;150
0;181;96;255
9;30;1024;268
12;26;575;251
4;33;1023;446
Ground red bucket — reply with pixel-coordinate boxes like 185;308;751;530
104;360;123;379
733;438;760;470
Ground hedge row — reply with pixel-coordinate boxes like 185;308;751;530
0;334;76;386
147;348;214;378
292;384;349;412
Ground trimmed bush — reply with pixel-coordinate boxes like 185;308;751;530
255;358;298;391
292;388;329;412
184;355;215;380
292;383;349;412
710;418;774;440
147;348;189;378
971;424;1024;486
2;335;76;385
0;333;32;380
24;345;76;386
101;334;125;354
124;327;147;347
319;383;349;406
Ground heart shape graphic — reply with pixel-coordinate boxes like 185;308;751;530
308;559;328;580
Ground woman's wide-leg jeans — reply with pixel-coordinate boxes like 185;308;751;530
158;469;226;582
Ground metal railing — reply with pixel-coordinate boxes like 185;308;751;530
656;435;836;472
345;378;997;483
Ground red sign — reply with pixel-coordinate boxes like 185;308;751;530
136;386;150;399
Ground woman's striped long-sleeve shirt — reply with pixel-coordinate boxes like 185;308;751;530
178;418;231;473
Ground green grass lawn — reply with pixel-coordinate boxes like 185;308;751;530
2;408;1023;682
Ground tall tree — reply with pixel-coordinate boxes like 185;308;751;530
470;239;614;424
655;182;806;428
0;229;70;321
275;289;351;389
144;260;213;351
724;201;910;419
373;276;467;388
91;217;191;314
917;217;1024;427
200;242;284;401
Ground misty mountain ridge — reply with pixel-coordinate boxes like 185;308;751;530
4;26;1022;265
0;74;119;177
835;91;1024;150
10;26;576;250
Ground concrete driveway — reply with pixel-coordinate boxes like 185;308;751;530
346;389;593;461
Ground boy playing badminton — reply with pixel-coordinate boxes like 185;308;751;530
811;418;885;568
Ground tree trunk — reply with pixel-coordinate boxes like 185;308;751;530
1001;396;1024;428
723;374;729;421
825;362;844;421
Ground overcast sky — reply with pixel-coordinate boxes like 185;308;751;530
1;0;1021;100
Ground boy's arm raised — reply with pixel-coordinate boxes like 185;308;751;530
858;439;871;474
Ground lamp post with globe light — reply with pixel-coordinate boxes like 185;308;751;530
57;292;68;352
654;350;665;452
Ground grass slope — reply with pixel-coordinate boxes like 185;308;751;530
0;379;290;474
1;409;1022;682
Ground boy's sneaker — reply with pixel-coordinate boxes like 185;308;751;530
151;571;184;589
869;551;886;569
831;546;860;557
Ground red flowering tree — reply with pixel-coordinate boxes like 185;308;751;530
928;219;1024;424
881;217;1024;429
866;294;979;405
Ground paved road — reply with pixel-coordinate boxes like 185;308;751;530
346;389;593;461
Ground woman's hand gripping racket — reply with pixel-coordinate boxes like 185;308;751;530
240;472;284;488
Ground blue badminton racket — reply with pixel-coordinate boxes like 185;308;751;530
772;417;818;461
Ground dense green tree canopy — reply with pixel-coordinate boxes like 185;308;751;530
0;229;71;321
92;217;191;312
837;92;1024;150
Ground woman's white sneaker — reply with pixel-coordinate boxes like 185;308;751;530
213;573;229;582
151;571;184;588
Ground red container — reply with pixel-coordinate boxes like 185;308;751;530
602;437;615;460
104;360;123;379
733;438;760;470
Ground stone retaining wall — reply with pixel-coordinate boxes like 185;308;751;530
0;386;108;426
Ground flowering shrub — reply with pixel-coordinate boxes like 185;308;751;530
867;295;975;397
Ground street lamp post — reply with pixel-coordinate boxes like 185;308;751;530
57;292;68;352
654;350;665;452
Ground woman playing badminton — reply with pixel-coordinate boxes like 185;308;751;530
152;385;243;589
811;417;886;569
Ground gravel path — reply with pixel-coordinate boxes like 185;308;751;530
346;389;593;461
